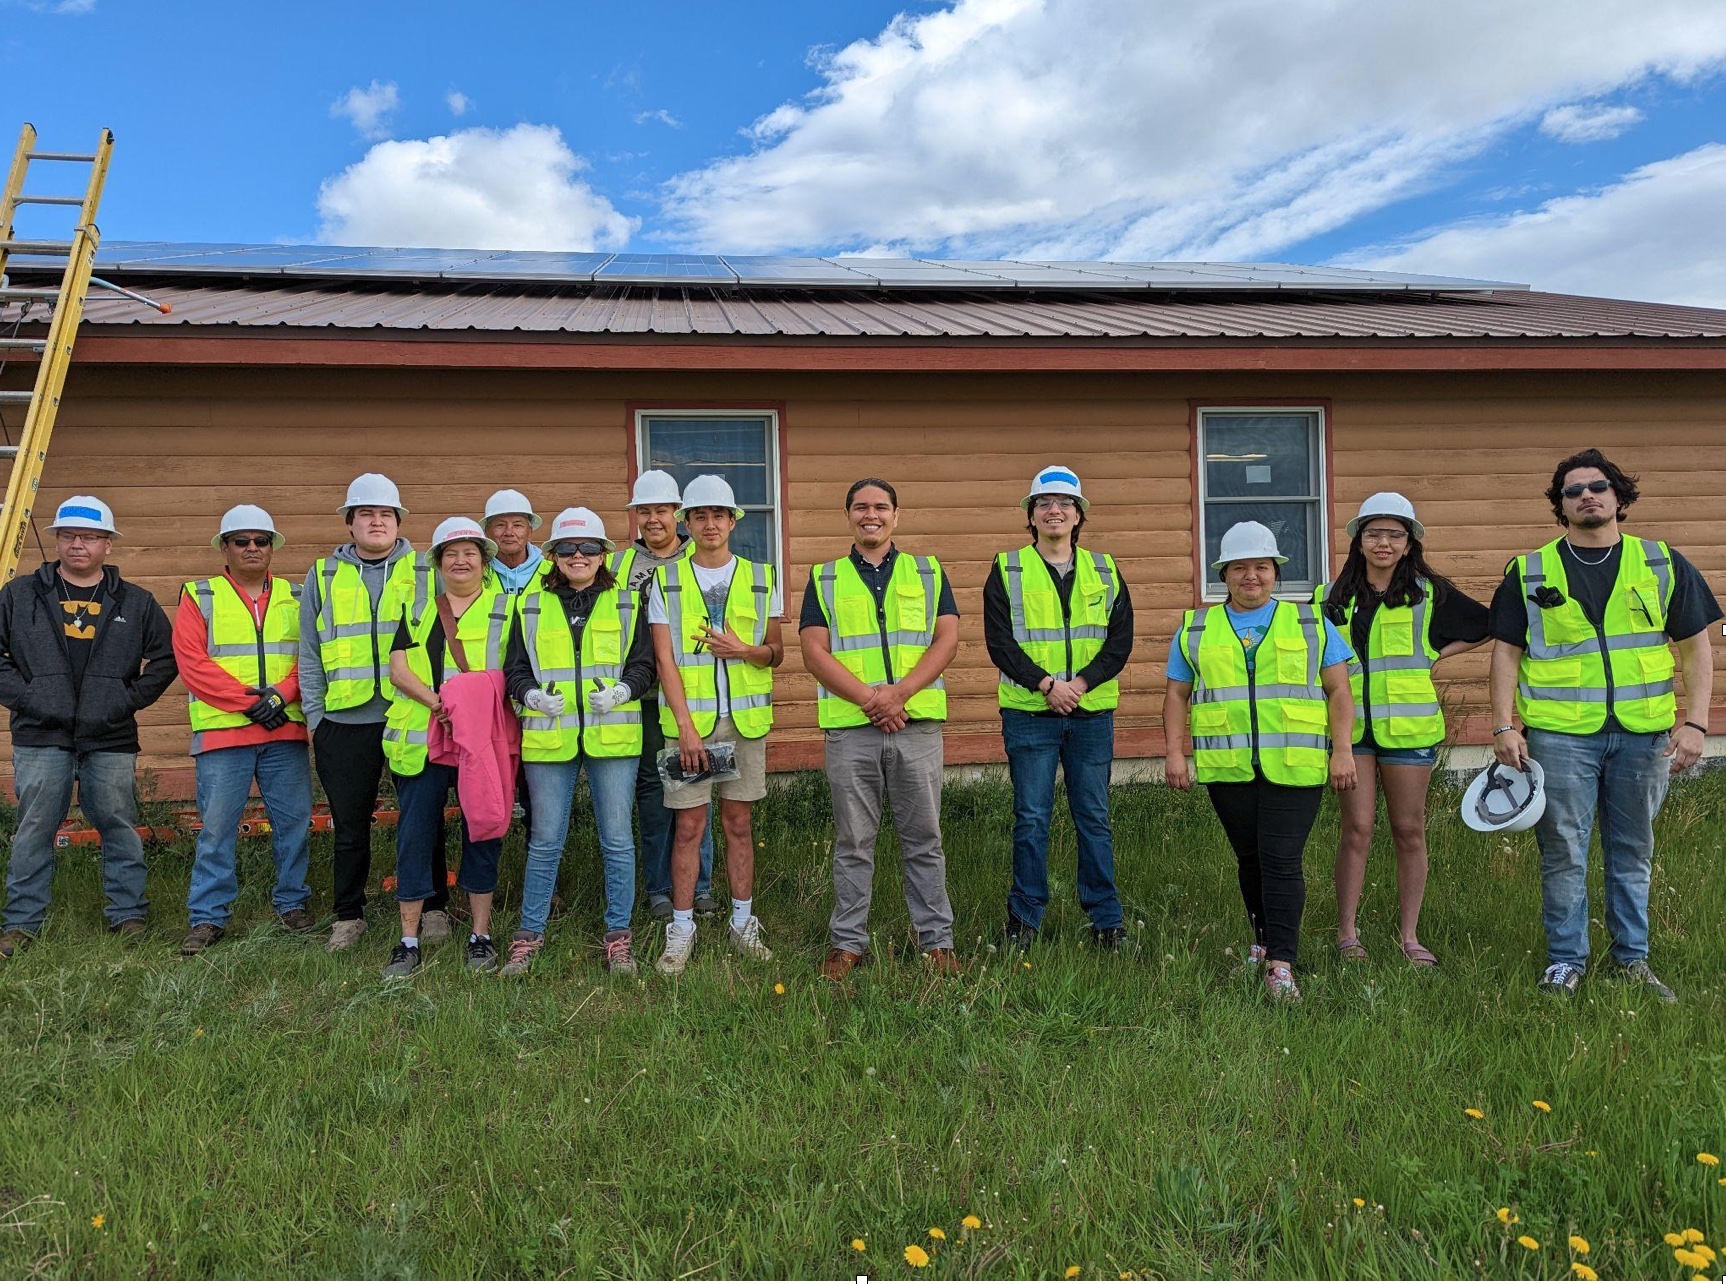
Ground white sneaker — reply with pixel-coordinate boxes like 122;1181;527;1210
327;918;368;953
729;916;773;962
657;922;696;976
1246;944;1267;966
419;909;453;946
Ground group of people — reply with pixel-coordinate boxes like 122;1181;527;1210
0;449;1714;1001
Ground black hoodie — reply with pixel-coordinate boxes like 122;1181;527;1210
0;562;177;753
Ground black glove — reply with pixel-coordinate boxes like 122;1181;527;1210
246;685;291;731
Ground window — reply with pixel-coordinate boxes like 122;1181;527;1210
635;409;782;581
1196;407;1327;599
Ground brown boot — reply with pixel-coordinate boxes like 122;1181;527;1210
180;923;225;955
0;929;35;959
920;946;962;976
819;947;868;981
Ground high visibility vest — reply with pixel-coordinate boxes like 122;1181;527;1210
182;575;305;742
1513;535;1676;734
305;550;432;711
1313;579;1443;749
514;582;644;761
655;558;775;740
608;541;691;594
995;546;1121;713
812;552;948;729
1178;600;1330;786
382;586;514;776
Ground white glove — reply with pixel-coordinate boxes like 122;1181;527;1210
588;682;631;715
523;687;564;716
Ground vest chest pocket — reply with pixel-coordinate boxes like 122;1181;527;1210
894;581;928;633
1636;646;1675;684
587;612;623;664
1272;637;1309;684
1192;703;1233;735
1281;701;1328;733
327;581;371;625
1377;618;1415;657
1084;590;1108;622
833;589;877;637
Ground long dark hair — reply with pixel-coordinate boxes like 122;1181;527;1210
543;556;616;595
1546;447;1639;526
1322;517;1458;621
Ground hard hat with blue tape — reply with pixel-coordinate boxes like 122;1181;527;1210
1021;465;1089;512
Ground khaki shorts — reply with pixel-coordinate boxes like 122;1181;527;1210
663;715;768;808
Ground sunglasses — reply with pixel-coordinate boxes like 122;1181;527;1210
553;541;606;558
225;535;273;549
1561;479;1614;499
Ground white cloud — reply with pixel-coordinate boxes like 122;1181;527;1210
634;109;683;128
316;123;637;251
1540;103;1644;143
446;90;470;117
1344;144;1726;307
331;80;400;141
13;0;96;11
660;0;1726;258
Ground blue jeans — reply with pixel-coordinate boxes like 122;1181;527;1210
523;754;637;935
638;700;713;899
392;764;502;903
1527;726;1669;968
1001;709;1122;931
5;746;147;932
188;741;313;928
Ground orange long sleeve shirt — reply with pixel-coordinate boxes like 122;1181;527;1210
171;574;308;755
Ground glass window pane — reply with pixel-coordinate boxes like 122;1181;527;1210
1204;501;1313;587
644;418;771;506
732;512;774;566
1203;414;1316;498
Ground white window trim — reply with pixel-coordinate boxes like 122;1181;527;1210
634;408;785;594
1196;405;1328;603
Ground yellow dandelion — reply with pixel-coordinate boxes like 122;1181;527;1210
961;1215;982;1230
1719;1176;1726;1187
1570;1264;1598;1281
1682;1228;1705;1244
1022;961;1032;970
90;1214;105;1229
774;983;786;995
1465;1108;1485;1120
1065;1268;1081;1279
1533;1100;1552;1112
1693;1245;1717;1264
1569;1235;1590;1255
193;1027;204;1038
904;1244;930;1268
1699;1152;1721;1166
1518;1235;1541;1251
928;1227;945;1240
1674;1248;1709;1270
1497;1208;1519;1226
1692;1276;1710;1283
851;1239;866;1252
1352;1197;1365;1208
1667;1233;1689;1248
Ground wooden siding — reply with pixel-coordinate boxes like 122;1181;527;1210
3;364;1723;799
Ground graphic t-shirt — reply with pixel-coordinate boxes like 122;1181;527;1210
57;573;106;686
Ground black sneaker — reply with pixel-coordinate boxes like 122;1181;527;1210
381;941;421;979
1091;926;1128;951
465;935;499;972
1003;914;1038;951
1538;961;1584;997
1606;958;1676;1004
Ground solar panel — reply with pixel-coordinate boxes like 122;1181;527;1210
596;255;736;282
724;256;877;286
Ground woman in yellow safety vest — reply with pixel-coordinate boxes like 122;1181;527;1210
1162;521;1357;1002
1315;493;1489;969
380;517;515;980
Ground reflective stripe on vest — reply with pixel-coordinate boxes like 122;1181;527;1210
514;582;644;761
1514;536;1676;734
813;552;948;729
656;558;775;740
996;546;1121;713
1313;579;1443;749
308;552;430;711
381;586;512;776
183;575;305;743
1179;600;1329;786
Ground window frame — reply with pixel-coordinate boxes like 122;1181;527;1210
1189;402;1332;604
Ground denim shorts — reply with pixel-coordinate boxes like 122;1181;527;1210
1353;730;1438;767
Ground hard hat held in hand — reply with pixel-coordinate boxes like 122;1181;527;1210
1461;757;1546;833
678;474;745;520
1211;520;1288;569
628;469;682;508
339;472;406;517
47;494;119;535
1021;465;1089;512
543;507;615;553
1347;492;1425;541
212;504;284;549
484;489;541;529
430;516;498;561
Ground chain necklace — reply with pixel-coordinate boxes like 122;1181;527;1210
1564;537;1616;566
55;570;98;631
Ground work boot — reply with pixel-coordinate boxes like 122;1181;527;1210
1003;914;1037;951
920;947;962;976
820;947;868;982
327;918;368;953
0;929;35;959
278;908;318;933
179;923;225;955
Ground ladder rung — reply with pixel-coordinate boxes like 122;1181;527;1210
26;151;97;162
0;240;73;255
14;195;83;206
0;391;35;403
0;339;47;352
0;446;17;458
0;287;59;301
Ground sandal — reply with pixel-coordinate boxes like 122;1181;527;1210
1337;936;1369;962
1401;941;1439;968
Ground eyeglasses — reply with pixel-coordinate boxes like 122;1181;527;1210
1561;479;1614;499
1032;496;1077;511
56;530;109;544
225;535;273;549
1360;527;1410;544
553;541;606;558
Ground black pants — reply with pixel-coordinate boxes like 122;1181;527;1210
315;719;446;921
1206;777;1323;966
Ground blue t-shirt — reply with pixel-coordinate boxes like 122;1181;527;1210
1165;600;1353;683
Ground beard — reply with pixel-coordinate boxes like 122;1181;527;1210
1571;511;1613;530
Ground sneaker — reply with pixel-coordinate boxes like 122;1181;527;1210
110;918;148;942
381;941;421;979
278;907;318;933
647;894;674;922
1264;963;1301;1002
657;922;696;976
499;931;543;977
1003;914;1038;951
179;923;225;955
603;929;638;976
0;929;35;959
465;935;499;972
1538;962;1584;997
419;909;453;946
1246;944;1268;966
327;918;368;953
729;916;773;962
693;893;722;918
1608;958;1676;1004
820;947;868;981
1091;926;1127;951
921;946;962;976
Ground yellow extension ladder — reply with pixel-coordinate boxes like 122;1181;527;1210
0;122;113;584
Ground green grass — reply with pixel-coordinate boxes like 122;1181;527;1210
2;767;1723;1279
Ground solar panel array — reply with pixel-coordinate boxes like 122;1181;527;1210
19;241;1527;293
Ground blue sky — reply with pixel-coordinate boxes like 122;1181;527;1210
4;0;1725;305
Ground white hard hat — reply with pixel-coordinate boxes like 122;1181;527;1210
628;469;682;508
338;472;407;518
1211;520;1288;570
46;494;119;535
429;515;498;562
677;474;744;520
1021;464;1089;512
543;506;615;553
212;504;284;550
1461;757;1547;833
483;489;541;530
1347;492;1426;541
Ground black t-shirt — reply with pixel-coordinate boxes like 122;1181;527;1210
1338;584;1491;658
797;544;960;630
393;616;451;690
55;573;107;687
1488;540;1722;646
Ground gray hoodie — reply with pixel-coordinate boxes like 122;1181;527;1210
297;538;417;730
